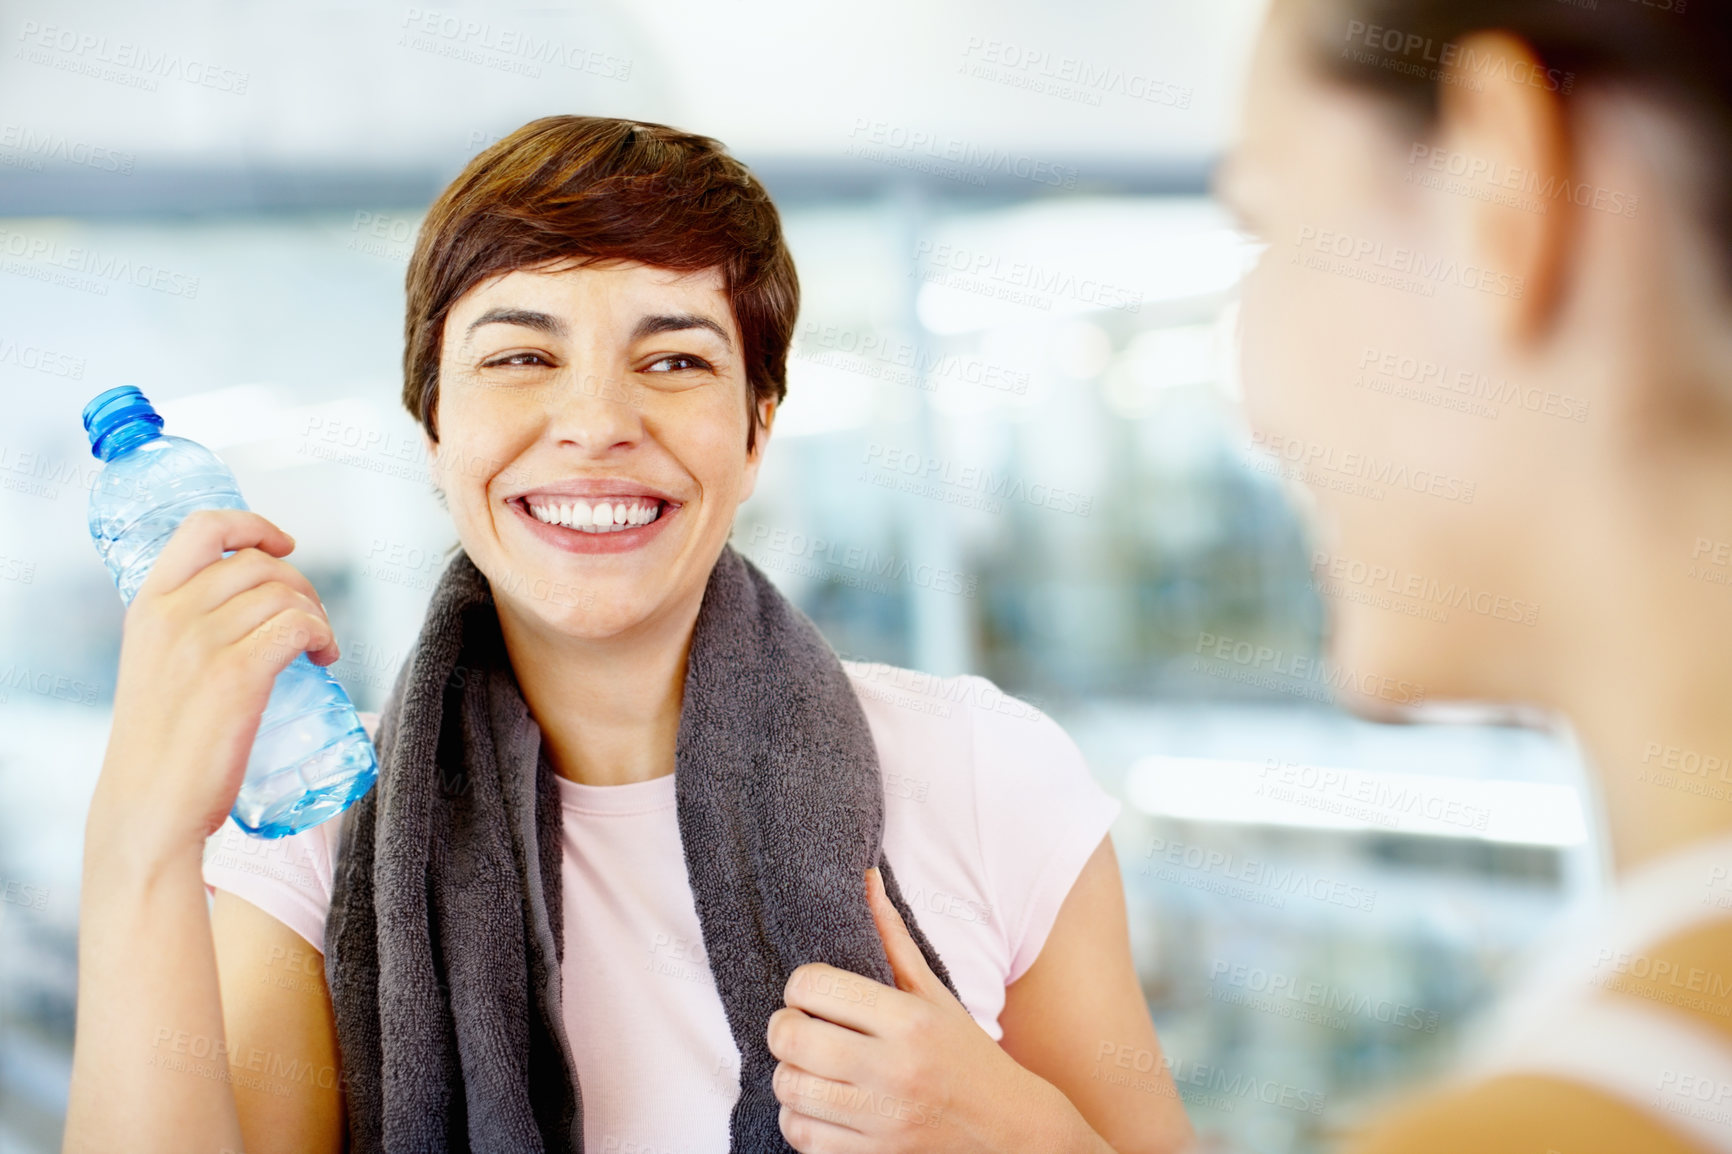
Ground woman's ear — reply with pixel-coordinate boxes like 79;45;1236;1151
740;397;777;502
422;425;449;509
1434;31;1574;343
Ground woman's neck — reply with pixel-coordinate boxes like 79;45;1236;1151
1558;508;1732;877
492;594;701;788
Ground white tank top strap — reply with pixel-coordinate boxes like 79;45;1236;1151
1471;997;1732;1153
1593;834;1732;961
1471;834;1732;1051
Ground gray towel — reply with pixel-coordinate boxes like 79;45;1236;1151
325;544;959;1153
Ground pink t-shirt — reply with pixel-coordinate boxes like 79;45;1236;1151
202;660;1121;1154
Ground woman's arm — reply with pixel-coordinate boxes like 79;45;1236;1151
210;891;345;1154
65;833;246;1154
62;509;341;1154
65;867;348;1154
996;835;1193;1154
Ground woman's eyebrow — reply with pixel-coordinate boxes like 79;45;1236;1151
466;307;569;339
632;312;733;350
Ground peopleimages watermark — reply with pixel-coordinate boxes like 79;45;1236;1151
347;211;417;264
1258;757;1492;834
1141;833;1380;913
1656;1069;1732;1133
1209;959;1441;1033
1092;1041;1328;1116
1588;946;1732;1019
0;123;134;174
0;875;49;911
0;554;36;585
1637;739;1732;805
149;1027;346;1098
324;639;409;697
1190;630;1427;707
1406;144;1639;219
644;930;708;983
1688;537;1732;591
1705;865;1732;913
780;1068;943;1130
1246;430;1477;505
0;332;87;379
397;7;632;82
859;442;1093;518
846;118;1079;189
0;441;157;503
1312;549;1539;628
0;224;201;299
260;943;325;997
957;37;1193;111
912;240;1143;314
1338;20;1575;95
15;20;250;94
794;321;1030;396
1292;225;1525;299
741;524;979;599
360;536;449;594
0;662;101;706
1354;345;1589;424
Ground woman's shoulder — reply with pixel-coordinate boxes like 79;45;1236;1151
839;658;1062;740
201;810;341;954
841;658;1121;984
838;658;1104;782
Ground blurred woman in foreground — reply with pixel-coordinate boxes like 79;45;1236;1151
1218;1;1732;1151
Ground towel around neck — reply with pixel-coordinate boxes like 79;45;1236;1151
325;544;960;1152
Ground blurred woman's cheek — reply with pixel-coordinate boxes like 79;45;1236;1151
1237;245;1324;448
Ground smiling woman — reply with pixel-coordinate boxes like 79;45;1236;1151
59;116;1194;1154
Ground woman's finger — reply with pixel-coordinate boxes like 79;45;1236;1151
205;582;337;667
134;509;296;600
173;547;327;622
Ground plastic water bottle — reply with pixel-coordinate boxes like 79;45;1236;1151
81;385;378;838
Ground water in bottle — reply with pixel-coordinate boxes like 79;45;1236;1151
81;385;378;837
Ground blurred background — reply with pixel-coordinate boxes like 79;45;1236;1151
0;2;1604;1152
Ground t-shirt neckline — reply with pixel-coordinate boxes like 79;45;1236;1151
552;769;678;816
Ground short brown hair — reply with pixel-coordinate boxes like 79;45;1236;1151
402;116;799;449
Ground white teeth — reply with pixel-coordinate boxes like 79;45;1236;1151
523;496;665;533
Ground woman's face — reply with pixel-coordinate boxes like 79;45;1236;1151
1218;3;1583;713
428;260;771;642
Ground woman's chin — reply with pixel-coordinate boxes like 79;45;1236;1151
1323;608;1437;719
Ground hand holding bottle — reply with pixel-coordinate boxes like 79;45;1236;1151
88;509;340;865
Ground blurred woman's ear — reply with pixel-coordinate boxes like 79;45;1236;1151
1434;31;1574;344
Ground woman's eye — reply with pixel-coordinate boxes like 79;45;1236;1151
644;354;711;373
483;351;552;368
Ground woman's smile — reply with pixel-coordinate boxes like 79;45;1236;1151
504;479;684;556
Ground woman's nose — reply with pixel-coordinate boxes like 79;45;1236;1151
544;365;646;452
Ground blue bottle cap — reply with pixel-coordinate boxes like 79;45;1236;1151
82;385;164;460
